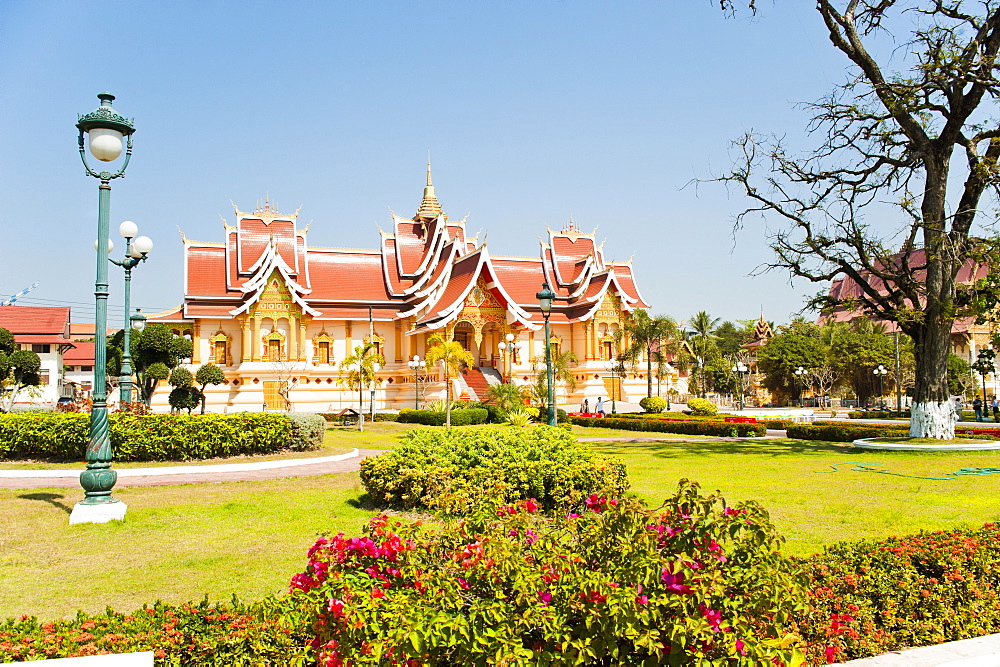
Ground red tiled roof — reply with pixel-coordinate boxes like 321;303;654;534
64;342;94;363
0;306;70;335
308;250;392;301
187;246;233;298
15;334;75;346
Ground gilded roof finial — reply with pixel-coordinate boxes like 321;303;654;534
415;155;445;222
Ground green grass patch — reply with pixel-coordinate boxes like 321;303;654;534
583;436;1000;556
6;426;1000;622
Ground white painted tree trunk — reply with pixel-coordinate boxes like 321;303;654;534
909;400;956;439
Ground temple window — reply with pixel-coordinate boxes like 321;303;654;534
209;331;233;366
312;332;335;365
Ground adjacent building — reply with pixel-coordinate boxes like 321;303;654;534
0;306;75;405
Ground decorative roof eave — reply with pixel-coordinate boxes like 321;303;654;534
407;249;540;332
546;226;598;288
391;212;449;280
401;238;465;298
229;241;320;317
607;262;651;310
396;244;479;320
567;269;641;322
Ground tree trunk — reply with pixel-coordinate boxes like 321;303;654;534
907;317;956;439
445;368;452;429
646;350;653;398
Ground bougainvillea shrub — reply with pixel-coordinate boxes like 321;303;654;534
359;426;628;514
289;481;807;666
0;598;310;665
797;524;1000;664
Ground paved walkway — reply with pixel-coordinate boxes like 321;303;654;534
833;633;1000;665
0;448;381;489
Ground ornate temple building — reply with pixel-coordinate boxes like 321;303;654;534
149;167;657;412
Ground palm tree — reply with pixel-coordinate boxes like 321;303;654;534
425;333;474;428
339;343;385;415
531;349;579;410
616;309;682;398
687;311;721;398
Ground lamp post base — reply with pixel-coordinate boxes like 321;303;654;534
69;499;127;525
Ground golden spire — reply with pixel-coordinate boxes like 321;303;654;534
415;157;445;222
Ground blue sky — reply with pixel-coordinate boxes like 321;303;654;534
0;1;852;327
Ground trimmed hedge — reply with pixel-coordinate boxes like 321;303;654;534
396;408;488;426
0;413;307;462
848;410;911;419
359;426;628;513
610;412;726;422
570;416;766;437
786;422;997;442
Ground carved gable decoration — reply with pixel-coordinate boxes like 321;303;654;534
463;278;503;310
252;271;297;319
594;288;623;324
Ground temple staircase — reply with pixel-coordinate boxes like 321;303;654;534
460;367;498;402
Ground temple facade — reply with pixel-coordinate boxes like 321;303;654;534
150;168;662;412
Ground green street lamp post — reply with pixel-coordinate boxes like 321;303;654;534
536;282;556;426
732;360;749;411
71;93;135;525
873;365;889;410
407;355;426;409
112;222;153;405
976;351;992;421
498;333;524;384
794;366;807;408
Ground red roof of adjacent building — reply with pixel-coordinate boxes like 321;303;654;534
155;169;649;331
0;306;71;334
64;342;95;364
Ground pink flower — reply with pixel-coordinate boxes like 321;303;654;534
525;529;538;545
456;577;469;590
566;513;582;519
326;598;346;617
660;568;693;595
735;638;745;656
523;498;539;513
538;591;552;605
700;605;723;631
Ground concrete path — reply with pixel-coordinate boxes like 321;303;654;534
833;633;1000;666
0;449;381;489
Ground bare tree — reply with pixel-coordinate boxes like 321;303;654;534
269;358;301;412
808;366;840;409
719;1;1000;438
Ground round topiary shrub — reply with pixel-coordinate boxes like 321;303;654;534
359;426;627;514
639;396;667;413
289;481;806;665
687;397;719;416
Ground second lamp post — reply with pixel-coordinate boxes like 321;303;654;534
536;282;556;426
112;220;153;405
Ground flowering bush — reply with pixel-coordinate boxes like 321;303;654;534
0;598;309;664
0;413;302;461
290;481;807;665
798;524;1000;664
571;416;766;437
359;426;627;513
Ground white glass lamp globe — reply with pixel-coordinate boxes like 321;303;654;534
88;128;124;162
130;235;153;257
505;333;515;342
119;220;138;239
94;239;114;253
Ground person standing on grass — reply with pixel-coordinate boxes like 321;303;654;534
582;398;590;414
596;396;604;417
974;396;984;422
992;396;999;423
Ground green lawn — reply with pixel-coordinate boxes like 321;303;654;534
4;424;1000;621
